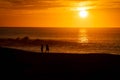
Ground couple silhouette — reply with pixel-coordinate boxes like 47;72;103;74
41;44;49;53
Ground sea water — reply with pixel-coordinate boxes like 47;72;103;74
0;27;120;54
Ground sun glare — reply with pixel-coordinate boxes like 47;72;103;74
77;7;88;18
79;10;88;18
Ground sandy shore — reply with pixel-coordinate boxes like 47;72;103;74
0;46;120;79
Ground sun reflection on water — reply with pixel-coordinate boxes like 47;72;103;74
78;29;88;43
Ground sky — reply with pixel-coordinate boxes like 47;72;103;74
0;0;120;28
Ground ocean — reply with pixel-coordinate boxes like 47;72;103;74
0;27;120;54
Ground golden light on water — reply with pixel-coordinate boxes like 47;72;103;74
78;29;88;43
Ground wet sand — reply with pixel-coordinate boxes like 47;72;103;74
0;47;120;79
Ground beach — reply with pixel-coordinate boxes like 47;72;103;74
1;47;120;79
0;27;120;79
0;0;120;78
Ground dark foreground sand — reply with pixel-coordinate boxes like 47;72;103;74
0;47;120;79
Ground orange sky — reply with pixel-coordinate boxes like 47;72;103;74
0;0;120;28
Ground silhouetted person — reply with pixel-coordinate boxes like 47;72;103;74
45;44;49;53
41;44;43;53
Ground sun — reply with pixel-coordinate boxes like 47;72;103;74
79;10;88;18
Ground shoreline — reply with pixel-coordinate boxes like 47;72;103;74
1;47;120;78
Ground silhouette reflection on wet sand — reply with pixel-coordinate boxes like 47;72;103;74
40;44;49;53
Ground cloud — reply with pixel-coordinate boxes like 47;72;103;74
0;0;120;10
0;0;65;9
91;0;120;9
68;0;120;9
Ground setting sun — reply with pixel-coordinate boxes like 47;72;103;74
79;10;88;18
